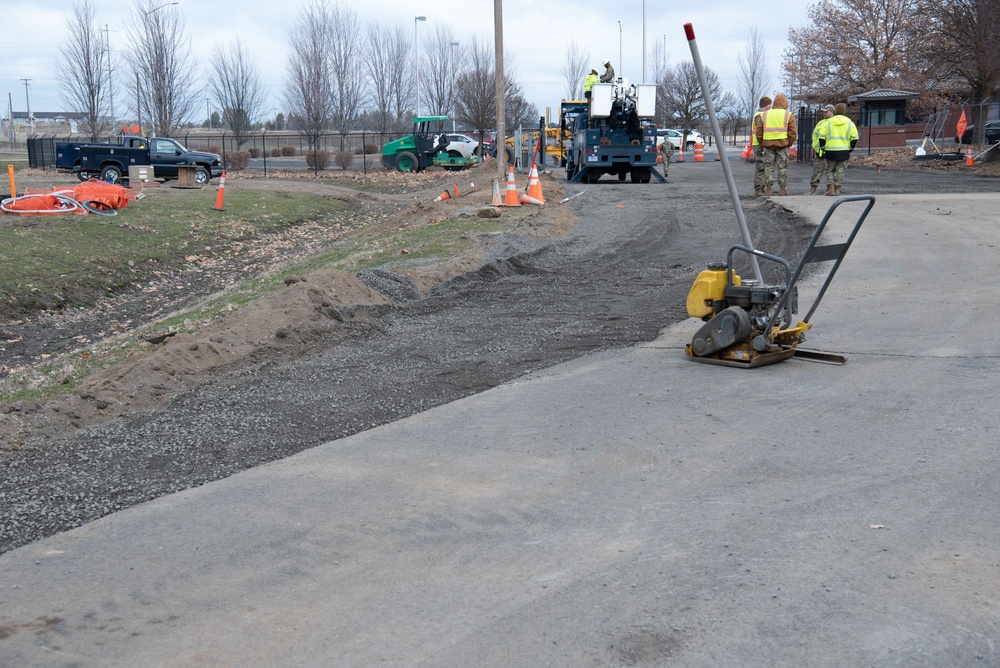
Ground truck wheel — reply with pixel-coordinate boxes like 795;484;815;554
101;165;123;184
77;171;91;182
193;167;211;185
396;151;418;173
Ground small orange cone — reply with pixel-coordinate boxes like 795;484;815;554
965;145;975;166
526;163;545;202
453;183;460;197
491;178;503;206
676;147;684;162
212;171;227;211
741;144;753;160
434;189;451;202
519;191;543;206
503;167;521;206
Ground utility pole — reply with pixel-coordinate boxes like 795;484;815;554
21;79;33;135
105;25;115;132
494;0;505;181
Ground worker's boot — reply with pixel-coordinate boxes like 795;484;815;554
834;186;842;195
779;185;789;196
825;184;836;196
810;184;817;195
764;185;772;196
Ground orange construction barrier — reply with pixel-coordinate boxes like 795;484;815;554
966;146;975;166
526;163;545;202
503;167;521;206
693;142;704;162
212;170;227;211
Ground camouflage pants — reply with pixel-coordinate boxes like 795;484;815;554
753;145;766;190
810;156;829;187
661;154;671;177
762;147;789;187
828;159;848;187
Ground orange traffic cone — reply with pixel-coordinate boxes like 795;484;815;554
519;191;543;206
212;171;227;211
491;178;503;206
526;163;545;202
790;145;799;158
966;146;975;166
503;167;521;206
453;183;460;197
434;189;451;202
741;144;753;160
676;147;684;162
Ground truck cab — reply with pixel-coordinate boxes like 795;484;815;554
56;134;223;184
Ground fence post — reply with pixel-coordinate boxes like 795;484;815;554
261;129;267;177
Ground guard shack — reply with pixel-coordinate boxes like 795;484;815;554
847;88;920;150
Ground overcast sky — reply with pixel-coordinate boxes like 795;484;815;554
1;0;812;124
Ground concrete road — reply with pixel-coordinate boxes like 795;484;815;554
1;193;999;667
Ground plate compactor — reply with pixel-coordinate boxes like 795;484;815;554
684;195;875;368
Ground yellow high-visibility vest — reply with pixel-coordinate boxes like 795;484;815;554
752;110;764;146
762;108;790;141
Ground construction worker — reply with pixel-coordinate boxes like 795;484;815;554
754;92;797;196
816;102;859;196
584;69;599;100
752;96;771;197
659;136;675;178
810;104;835;194
600;59;615;83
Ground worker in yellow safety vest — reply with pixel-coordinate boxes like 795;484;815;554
583;69;599;100
752;96;771;197
754;92;797;196
816;102;859;196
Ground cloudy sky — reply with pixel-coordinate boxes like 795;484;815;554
1;0;812;124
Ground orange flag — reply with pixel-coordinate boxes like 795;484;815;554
956;110;968;139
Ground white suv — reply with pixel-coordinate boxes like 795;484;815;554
656;128;706;151
436;133;479;159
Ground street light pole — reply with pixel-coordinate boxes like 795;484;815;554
414;16;427;117
21;79;32;135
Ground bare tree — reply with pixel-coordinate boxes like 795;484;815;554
58;0;111;140
284;0;335;148
208;38;266;148
784;0;924;104
737;26;772;136
660;61;724;141
123;0;199;136
454;37;537;140
328;2;362;137
364;22;409;135
560;38;590;100
919;0;1000;140
424;24;462;117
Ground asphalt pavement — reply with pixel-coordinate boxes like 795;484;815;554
1;187;999;666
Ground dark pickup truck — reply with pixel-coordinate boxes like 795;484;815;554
55;135;224;185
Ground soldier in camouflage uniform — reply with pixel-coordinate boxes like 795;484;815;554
810;104;835;194
659;137;675;178
752;96;771;197
754;93;797;196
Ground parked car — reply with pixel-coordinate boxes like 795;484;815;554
656;128;706;151
436;133;479;159
956;121;1000;145
466;130;497;156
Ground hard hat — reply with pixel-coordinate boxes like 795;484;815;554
603;58;611;65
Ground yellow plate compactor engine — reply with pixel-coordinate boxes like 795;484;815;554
684;195;876;368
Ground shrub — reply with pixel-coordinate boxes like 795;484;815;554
270;147;283;157
280;146;296;157
205;146;222;156
306;149;330;170
247;147;261;158
334;151;353;169
227;150;251;170
364;142;380;155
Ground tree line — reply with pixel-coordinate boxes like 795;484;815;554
59;0;539;147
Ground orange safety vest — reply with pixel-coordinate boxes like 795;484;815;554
762;108;790;141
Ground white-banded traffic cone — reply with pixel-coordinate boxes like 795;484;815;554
503;167;521;206
434;189;451;202
491;178;502;206
519;191;543;206
526;163;545;202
